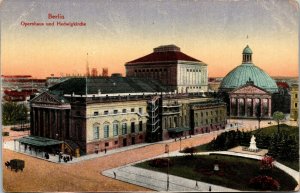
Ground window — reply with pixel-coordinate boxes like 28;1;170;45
113;110;118;114
201;112;203;117
131;108;135;112
94;111;99;116
131;122;135;133
122;109;126;113
296;94;298;99
105;142;109;147
104;125;109;138
113;123;118;136
206;112;208;116
104;110;109;115
211;111;213;115
122;123;127;135
114;141;118;145
139;108;143;114
93;125;99;139
295;103;298;108
139;121;143;131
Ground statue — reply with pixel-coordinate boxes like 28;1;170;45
248;135;259;151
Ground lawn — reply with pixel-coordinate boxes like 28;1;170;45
135;154;298;191
194;124;299;171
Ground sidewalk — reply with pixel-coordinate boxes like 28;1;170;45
3;124;239;164
103;165;238;192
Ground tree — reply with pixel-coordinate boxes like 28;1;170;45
272;111;285;133
2;102;28;126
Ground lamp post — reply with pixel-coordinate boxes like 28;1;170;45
165;144;170;191
179;137;182;151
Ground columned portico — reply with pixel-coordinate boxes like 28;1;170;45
229;81;272;119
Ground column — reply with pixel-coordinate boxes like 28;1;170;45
230;97;232;117
260;98;263;117
268;98;272;117
252;98;256;117
244;98;247;117
37;109;41;136
237;98;240;117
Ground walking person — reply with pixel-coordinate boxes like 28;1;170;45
195;181;199;189
104;148;107;154
113;171;116;179
209;186;211;192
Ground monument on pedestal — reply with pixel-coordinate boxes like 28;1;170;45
247;135;259;152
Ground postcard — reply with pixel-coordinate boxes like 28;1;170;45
1;0;299;192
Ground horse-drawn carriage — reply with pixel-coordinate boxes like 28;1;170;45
5;159;25;172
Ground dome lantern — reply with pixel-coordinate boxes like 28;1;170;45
242;45;253;63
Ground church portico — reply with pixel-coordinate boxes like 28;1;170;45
229;81;272;119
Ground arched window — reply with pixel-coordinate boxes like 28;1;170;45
103;124;109;138
113;121;119;136
122;123;127;135
93;123;100;140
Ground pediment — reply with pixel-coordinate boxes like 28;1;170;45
231;85;269;95
31;92;63;105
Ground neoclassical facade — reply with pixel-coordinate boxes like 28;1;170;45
229;81;272;119
125;45;208;93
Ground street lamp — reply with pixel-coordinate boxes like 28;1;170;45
165;144;170;191
179;137;182;151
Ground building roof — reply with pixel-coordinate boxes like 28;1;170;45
220;45;278;93
276;82;289;89
167;127;191;133
243;45;253;54
126;45;202;64
16;136;63;147
49;77;169;95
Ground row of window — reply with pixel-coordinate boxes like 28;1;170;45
187;86;202;89
195;110;223;117
195;117;225;126
93;121;143;140
134;68;168;73
93;108;143;116
186;69;201;72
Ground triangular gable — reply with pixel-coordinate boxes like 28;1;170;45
230;84;270;95
30;92;63;105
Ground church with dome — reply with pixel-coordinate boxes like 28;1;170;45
219;45;278;119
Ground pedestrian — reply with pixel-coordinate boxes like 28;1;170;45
70;154;73;161
195;181;199;189
209;186;211;192
113;171;116;179
175;138;177;142
104;148;107;154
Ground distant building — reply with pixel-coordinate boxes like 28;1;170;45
91;68;98;77
219;45;278;119
208;77;222;92
125;45;208;93
102;68;108;77
290;83;298;121
272;81;291;114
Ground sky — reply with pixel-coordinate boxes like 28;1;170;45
0;0;299;78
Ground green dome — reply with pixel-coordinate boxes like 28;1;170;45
243;45;253;54
220;63;278;93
